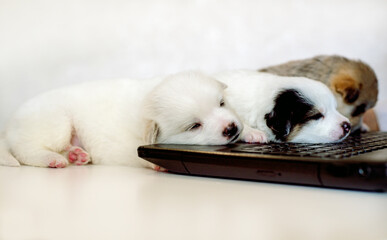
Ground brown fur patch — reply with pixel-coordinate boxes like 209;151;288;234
331;73;360;103
286;124;302;142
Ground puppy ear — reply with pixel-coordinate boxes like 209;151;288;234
265;89;314;142
214;79;228;89
265;110;292;140
143;120;160;144
331;75;360;103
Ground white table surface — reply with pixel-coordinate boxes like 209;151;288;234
0;165;386;240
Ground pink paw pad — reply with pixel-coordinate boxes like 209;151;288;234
49;161;66;168
153;165;168;172
242;130;268;144
67;147;90;165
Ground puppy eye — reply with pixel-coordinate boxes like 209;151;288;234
220;99;225;107
187;123;202;131
310;113;324;120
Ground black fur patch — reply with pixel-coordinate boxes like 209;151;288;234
344;87;360;104
352;103;366;117
265;89;316;141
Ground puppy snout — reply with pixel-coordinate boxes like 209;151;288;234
341;121;351;135
223;122;238;138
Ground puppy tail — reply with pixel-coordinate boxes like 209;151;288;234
0;134;20;167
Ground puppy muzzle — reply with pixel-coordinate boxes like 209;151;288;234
223;122;238;139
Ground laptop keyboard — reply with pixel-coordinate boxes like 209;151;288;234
231;132;387;159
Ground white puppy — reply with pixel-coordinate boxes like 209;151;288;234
215;70;351;143
0;72;243;168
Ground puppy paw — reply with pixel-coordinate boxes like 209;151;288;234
48;160;67;168
153;165;168;172
241;129;268;143
67;146;90;166
47;155;68;168
360;123;370;133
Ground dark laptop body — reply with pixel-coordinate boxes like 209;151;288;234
138;132;387;192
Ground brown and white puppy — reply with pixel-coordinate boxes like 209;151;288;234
259;55;378;133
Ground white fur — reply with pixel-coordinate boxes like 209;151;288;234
0;72;243;168
215;70;351;143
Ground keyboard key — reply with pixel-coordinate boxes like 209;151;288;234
231;132;387;159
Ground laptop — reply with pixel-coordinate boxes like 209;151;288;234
137;131;387;192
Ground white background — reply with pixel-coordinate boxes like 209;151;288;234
1;0;387;128
1;2;387;239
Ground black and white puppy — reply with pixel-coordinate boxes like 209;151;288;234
215;70;351;143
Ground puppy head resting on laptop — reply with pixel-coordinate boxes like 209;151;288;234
259;55;378;133
1;71;243;168
142;71;243;145
215;70;351;143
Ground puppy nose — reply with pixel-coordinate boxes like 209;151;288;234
223;122;238;138
341;121;351;135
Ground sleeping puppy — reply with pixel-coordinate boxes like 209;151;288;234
215;70;351;143
259;55;378;133
0;72;244;168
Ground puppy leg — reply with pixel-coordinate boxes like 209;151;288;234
6;109;73;168
15;148;69;168
240;124;268;143
9;140;70;168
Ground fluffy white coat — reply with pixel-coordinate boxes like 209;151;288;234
0;72;244;168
